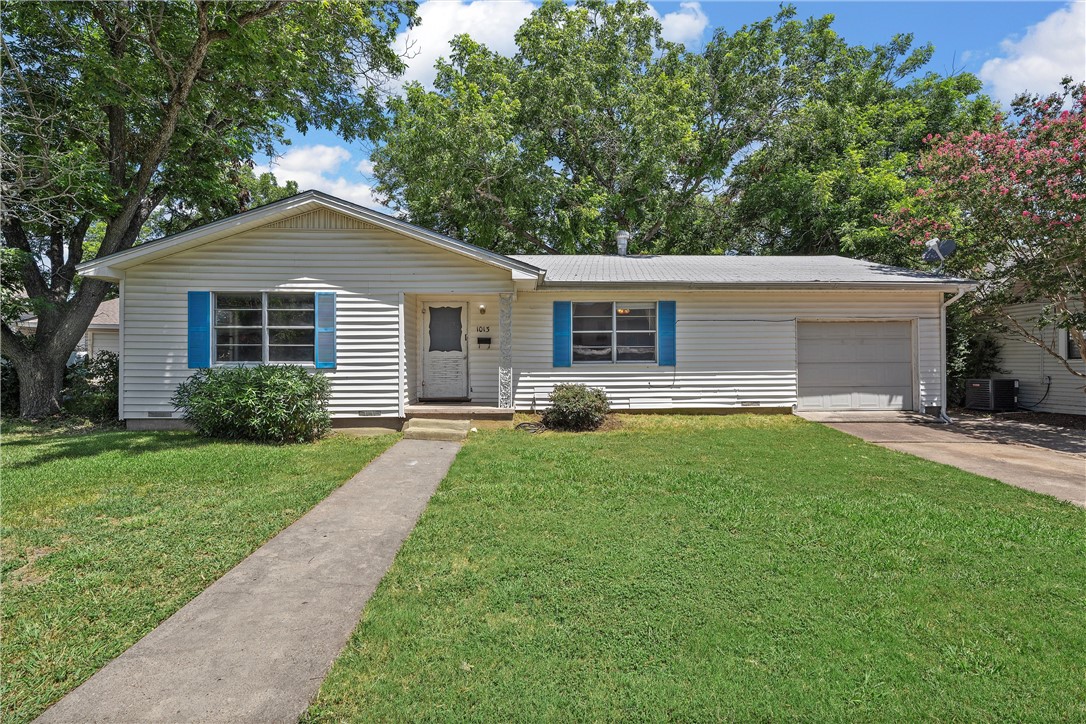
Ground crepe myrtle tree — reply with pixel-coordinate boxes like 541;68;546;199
0;0;416;417
889;79;1086;385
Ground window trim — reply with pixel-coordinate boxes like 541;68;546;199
213;291;316;366
1066;329;1083;361
571;301;658;365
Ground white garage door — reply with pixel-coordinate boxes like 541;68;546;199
797;321;914;411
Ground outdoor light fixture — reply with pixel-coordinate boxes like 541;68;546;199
479;304;487;315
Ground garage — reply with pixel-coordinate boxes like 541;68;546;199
797;321;914;410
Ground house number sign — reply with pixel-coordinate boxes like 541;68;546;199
476;325;490;333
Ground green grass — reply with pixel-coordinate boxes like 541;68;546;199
1;423;396;724
307;415;1085;722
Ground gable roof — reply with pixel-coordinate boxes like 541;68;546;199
20;298;120;329
75;190;971;292
76;190;544;281
512;254;974;290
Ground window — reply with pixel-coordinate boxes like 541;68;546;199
1068;330;1083;360
572;302;656;363
215;292;315;363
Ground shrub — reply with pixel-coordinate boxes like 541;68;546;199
541;383;610;431
63;351;120;421
172;365;332;443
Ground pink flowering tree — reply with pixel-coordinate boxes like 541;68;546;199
891;79;1086;382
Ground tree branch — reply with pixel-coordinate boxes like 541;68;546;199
1001;312;1086;380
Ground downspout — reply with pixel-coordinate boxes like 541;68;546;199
939;286;969;424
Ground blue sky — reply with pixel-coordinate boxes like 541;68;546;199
259;0;1086;209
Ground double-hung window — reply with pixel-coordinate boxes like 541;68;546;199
572;302;656;363
214;292;315;363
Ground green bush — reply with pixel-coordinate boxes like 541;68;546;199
541;383;610;431
172;365;332;443
63;351;120;421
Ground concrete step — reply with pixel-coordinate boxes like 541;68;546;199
402;418;471;442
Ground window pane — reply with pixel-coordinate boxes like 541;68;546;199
268;293;314;310
269;345;315;362
573;302;612;318
1069;331;1082;359
216;309;262;327
617;345;656;362
269;328;314;346
573;346;613;362
616;305;656;331
428;306;463;352
268;309;315;327
573;315;614;332
216;294;261;310
617;331;655;347
217;329;262;346
216;345;262;362
573;331;613;362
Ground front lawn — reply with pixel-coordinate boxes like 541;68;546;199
1;424;396;724
307;415;1085;722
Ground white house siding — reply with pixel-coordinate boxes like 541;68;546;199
995;303;1086;415
88;330;120;355
510;290;944;412
121;209;514;420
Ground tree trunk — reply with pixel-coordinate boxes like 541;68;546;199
14;351;68;419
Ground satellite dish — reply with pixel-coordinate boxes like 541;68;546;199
922;237;956;263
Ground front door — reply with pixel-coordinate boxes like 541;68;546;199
422;303;469;400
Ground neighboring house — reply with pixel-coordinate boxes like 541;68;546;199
994;303;1085;416
75;191;974;428
18;299;120;364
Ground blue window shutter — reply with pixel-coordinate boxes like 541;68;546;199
658;301;676;367
553;301;572;368
314;292;337;369
187;291;212;369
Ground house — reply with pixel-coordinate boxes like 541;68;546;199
993;303;1085;415
75;191;974;428
19;298;120;363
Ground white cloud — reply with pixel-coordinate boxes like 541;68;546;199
652;2;709;47
394;0;536;89
259;144;381;208
354;157;376;177
979;1;1086;104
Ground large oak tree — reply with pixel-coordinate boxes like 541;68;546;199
1;0;416;417
373;0;843;255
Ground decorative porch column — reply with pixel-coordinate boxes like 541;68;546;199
498;292;514;409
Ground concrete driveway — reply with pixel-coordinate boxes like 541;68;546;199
798;411;1085;507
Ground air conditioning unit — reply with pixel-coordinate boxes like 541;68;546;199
965;378;1019;412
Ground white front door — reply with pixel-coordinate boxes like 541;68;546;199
422;303;469;400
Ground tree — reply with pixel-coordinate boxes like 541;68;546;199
145;167;300;239
373;0;842;254
723;39;995;263
890;80;1086;384
1;0;415;417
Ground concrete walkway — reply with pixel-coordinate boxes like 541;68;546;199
800;413;1085;507
37;439;461;724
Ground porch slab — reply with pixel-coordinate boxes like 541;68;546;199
405;404;513;421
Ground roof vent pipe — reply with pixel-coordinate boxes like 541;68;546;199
615;230;630;256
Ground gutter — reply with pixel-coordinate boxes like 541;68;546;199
939;285;972;424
